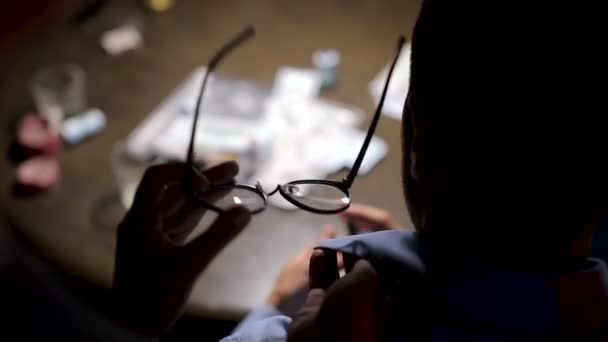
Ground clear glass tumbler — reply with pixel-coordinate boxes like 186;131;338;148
30;63;87;118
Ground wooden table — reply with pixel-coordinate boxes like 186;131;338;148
0;0;419;319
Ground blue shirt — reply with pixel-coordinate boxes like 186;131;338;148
222;231;608;341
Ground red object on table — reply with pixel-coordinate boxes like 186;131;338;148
15;156;61;193
17;114;62;156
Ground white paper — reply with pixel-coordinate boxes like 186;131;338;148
369;43;411;120
272;67;320;99
126;67;387;212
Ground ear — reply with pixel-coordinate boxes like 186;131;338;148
402;94;428;231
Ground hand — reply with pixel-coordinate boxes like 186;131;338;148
112;161;251;336
287;250;391;341
266;225;337;307
340;203;401;233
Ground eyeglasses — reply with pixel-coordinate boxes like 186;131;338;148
185;26;405;214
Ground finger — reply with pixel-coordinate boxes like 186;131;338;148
154;164;233;239
301;225;339;271
288;288;326;341
183;183;232;220
167;183;238;243
334;259;381;294
339;203;380;221
143;162;192;188
193;185;234;206
318;259;387;341
163;205;207;244
297;288;326;316
309;249;339;290
167;228;195;245
122;164;182;234
122;162;210;243
342;204;390;222
167;186;233;236
133;163;207;211
340;208;380;234
186;165;211;193
202;160;239;185
141;162;212;200
340;204;400;231
183;206;251;272
336;252;344;269
156;182;206;238
129;164;171;213
342;253;360;273
320;224;337;240
185;161;239;207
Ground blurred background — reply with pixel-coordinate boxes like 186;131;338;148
2;1;608;341
0;0;419;340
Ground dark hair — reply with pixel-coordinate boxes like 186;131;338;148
402;1;607;268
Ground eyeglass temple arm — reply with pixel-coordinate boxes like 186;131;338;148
185;26;255;172
344;36;406;188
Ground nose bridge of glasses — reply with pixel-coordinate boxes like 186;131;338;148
266;184;282;196
253;181;269;202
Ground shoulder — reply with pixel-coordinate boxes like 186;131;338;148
317;230;425;273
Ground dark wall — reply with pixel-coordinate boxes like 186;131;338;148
0;0;99;91
1;1;61;48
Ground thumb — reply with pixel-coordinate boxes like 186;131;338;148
320;224;337;240
287;288;325;342
183;206;251;272
318;259;388;341
309;249;339;290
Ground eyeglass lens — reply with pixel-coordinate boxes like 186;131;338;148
201;181;350;213
197;185;266;213
280;183;350;211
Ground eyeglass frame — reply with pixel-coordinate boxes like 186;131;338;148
184;26;405;215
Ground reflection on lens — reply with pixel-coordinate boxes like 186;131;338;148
280;183;350;211
200;186;265;213
283;184;301;196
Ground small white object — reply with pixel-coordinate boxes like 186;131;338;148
61;108;106;144
272;67;320;99
101;25;143;56
312;49;341;69
313;49;341;88
40;105;64;135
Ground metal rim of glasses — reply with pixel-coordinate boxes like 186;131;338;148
185;26;405;215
